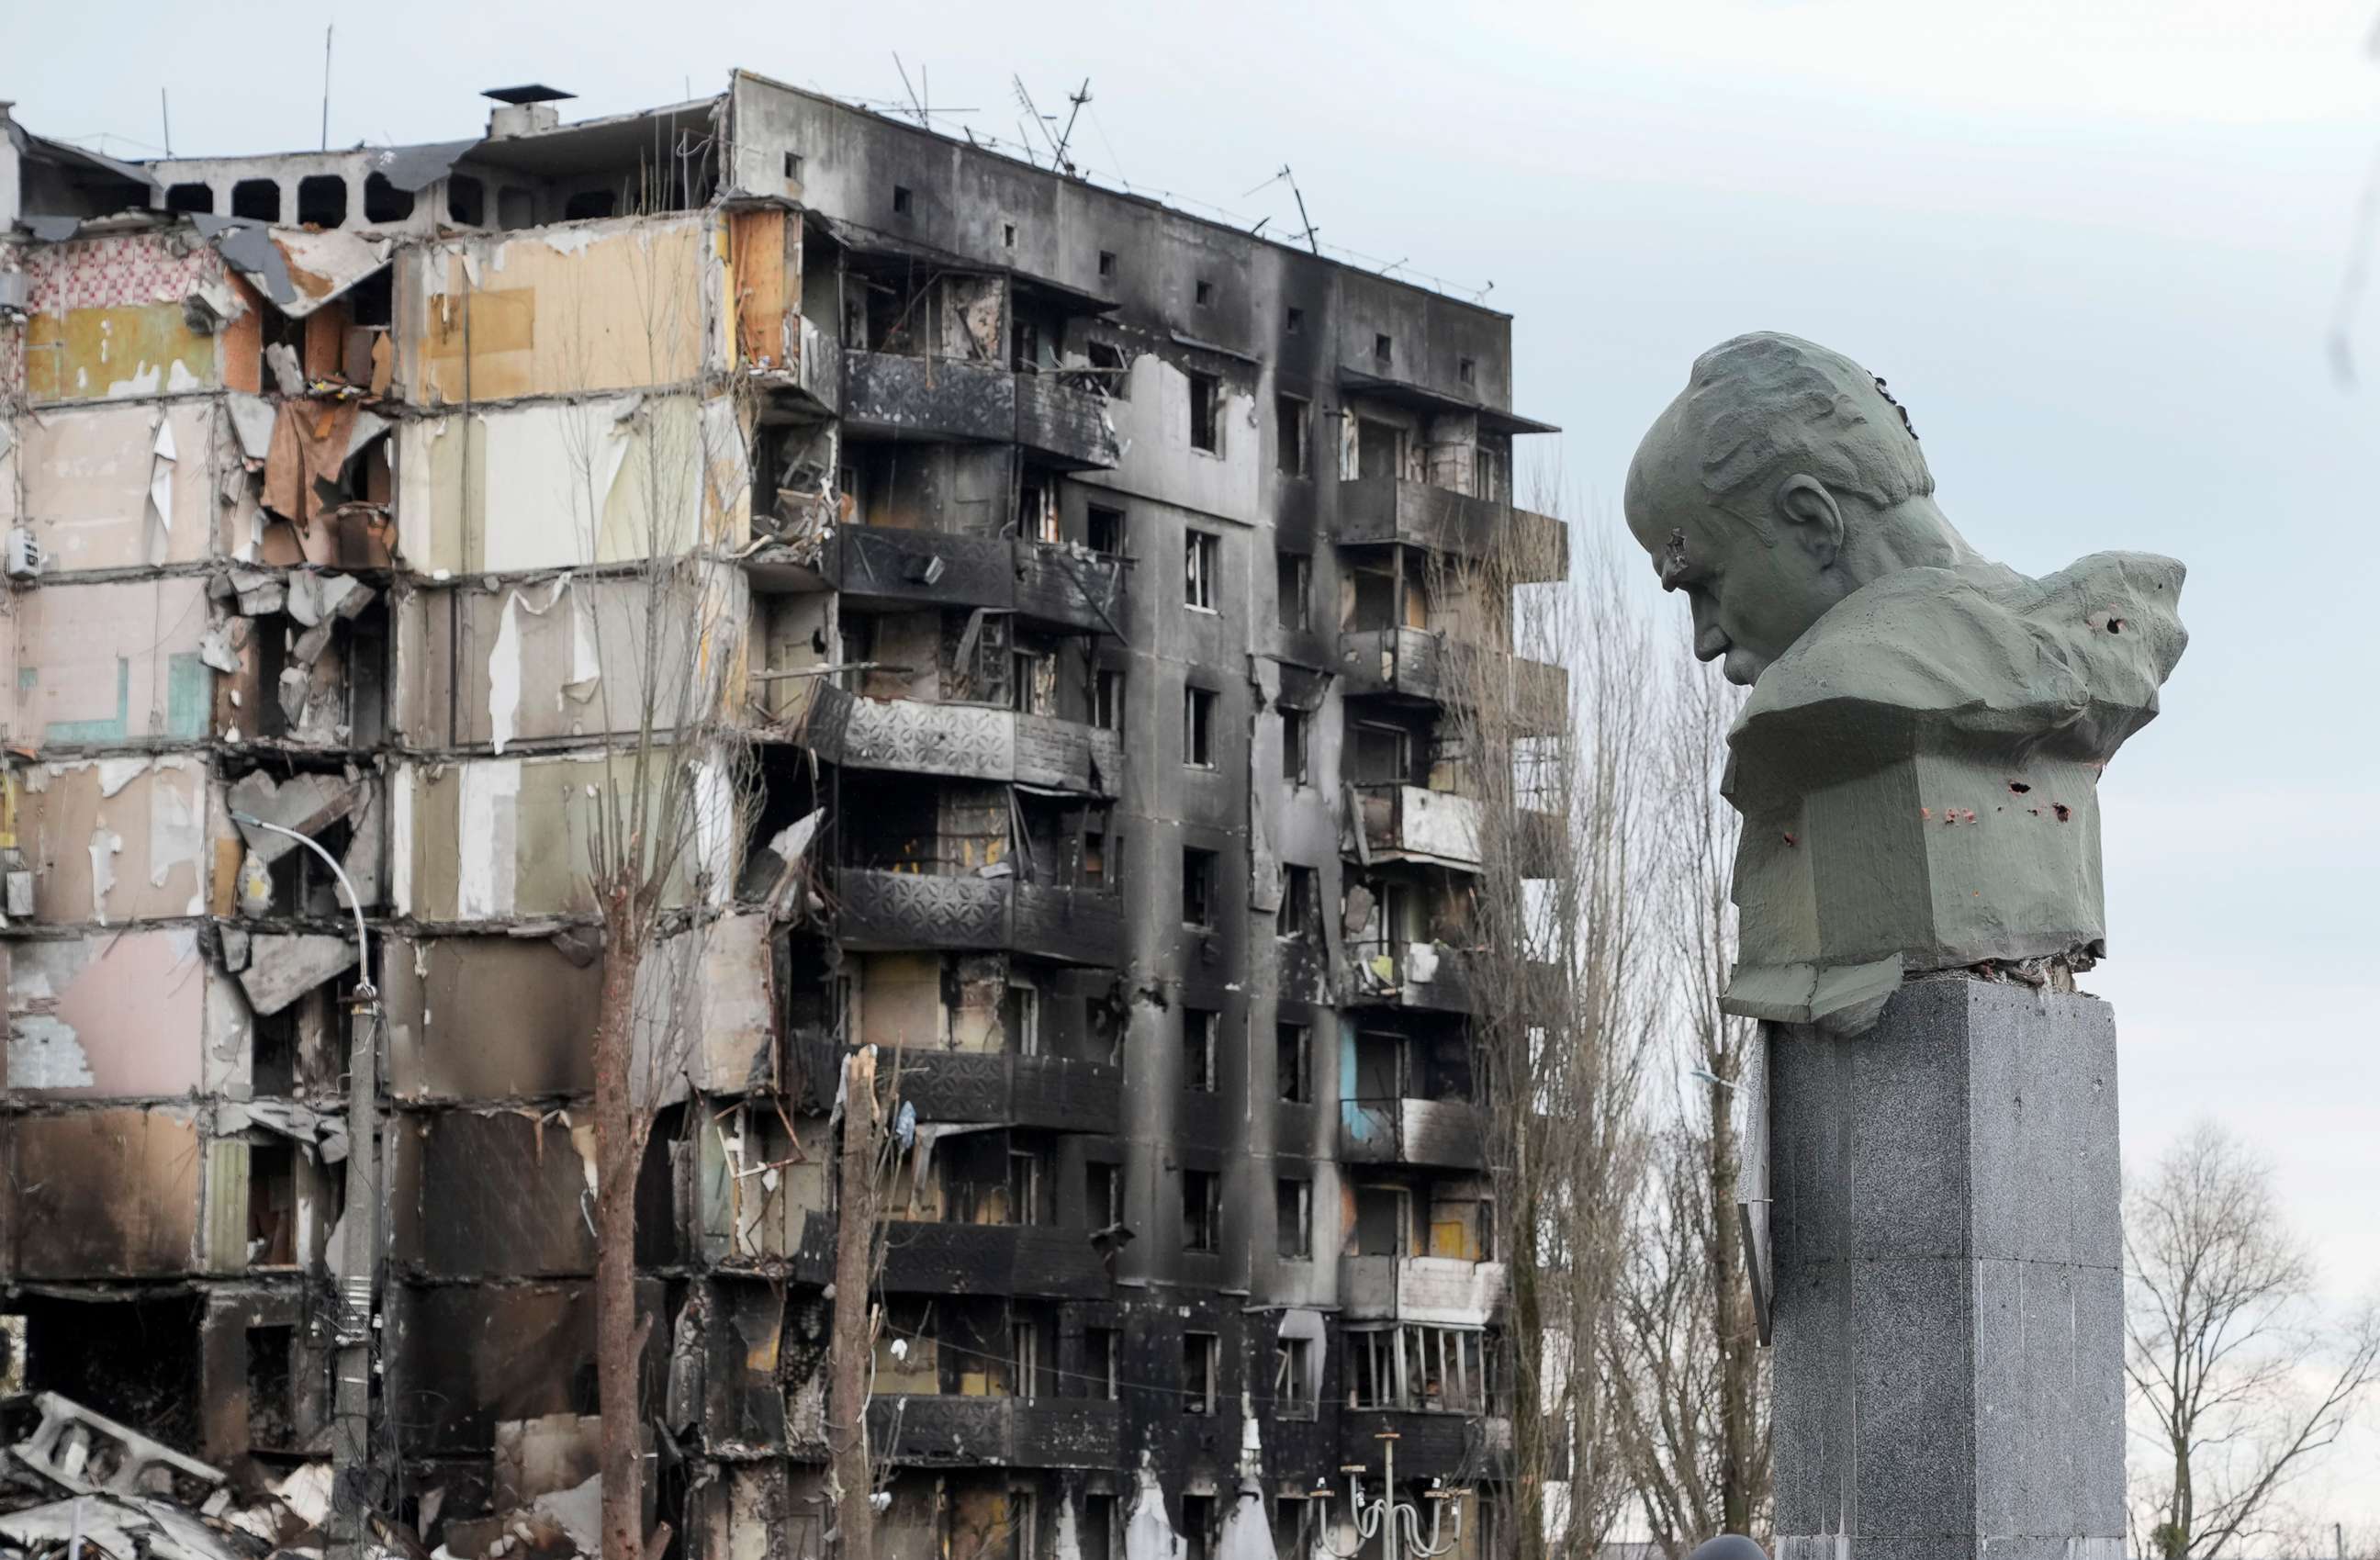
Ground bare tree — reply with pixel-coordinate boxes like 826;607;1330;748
535;190;758;1560
1437;510;1661;1560
1603;646;1768;1555
2127;1121;2380;1559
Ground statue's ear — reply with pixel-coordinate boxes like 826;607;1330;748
1773;476;1845;567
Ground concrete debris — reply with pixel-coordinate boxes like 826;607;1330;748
11;1392;226;1498
235;933;358;1016
227;770;363;865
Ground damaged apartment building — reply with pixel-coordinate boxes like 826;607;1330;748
0;74;1564;1560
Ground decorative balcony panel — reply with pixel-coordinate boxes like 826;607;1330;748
840;351;1118;471
877;1221;1111;1298
1340;1256;1508;1325
1339;1409;1512;1479
1335;629;1566;724
824;524;1127;635
1015;373;1122;469
803;684;1122;797
1336;477;1566;582
837;869;1125;966
1343;941;1476;1014
1337;1098;1488;1172
897;1049;1124;1134
866;1397;1126;1469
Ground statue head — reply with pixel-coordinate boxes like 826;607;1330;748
1624;331;1970;685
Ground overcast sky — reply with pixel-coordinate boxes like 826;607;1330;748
14;0;2380;1528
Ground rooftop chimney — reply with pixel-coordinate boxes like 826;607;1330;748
481;84;575;140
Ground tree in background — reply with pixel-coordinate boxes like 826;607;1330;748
2127;1121;2380;1559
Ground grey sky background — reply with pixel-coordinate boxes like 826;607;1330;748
12;0;2379;1523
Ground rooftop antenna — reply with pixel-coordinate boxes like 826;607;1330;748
1012;75;1077;176
320;25;332;152
892;52;930;128
1283;165;1320;255
1052;78;1091;176
159;88;172;157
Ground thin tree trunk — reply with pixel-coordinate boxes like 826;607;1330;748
829;1048;879;1560
594;890;648;1560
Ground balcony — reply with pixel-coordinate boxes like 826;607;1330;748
836;868;1124;966
1344;940;1476;1014
803;684;1124;797
1352;785;1478;870
1336;628;1566;724
824;524;1128;635
896;1049;1123;1134
1339;1098;1488;1172
1340;1255;1507;1323
866;1396;1126;1469
1337;477;1566;582
1340;1410;1512;1479
877;1220;1111;1298
841;351;1118;469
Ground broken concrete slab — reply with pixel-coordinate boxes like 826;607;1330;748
235;933;358;1017
226;770;363;865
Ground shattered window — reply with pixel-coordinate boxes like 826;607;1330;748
1276;550;1311;631
1183;1174;1221;1255
1277;1023;1311;1104
1280;865;1319;937
1184;1009;1218;1093
1184;530;1220;611
1087;341;1130;402
1275;395;1310;477
1274;1335;1316;1418
1182;848;1216;927
1282;711;1310;788
1094;670;1125;732
1188;371;1222;455
1275;1180;1312;1261
1183;688;1216;769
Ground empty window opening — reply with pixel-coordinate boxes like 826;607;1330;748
1476;441;1510;502
1003;981;1042;1056
1285;306;1305;334
563;189;617;221
1277;1023;1312;1104
1195;278;1214;307
1276;1179;1313;1260
1083;1496;1119;1560
1088;503;1126;555
1280;864;1319;937
497;186;536;229
363;174;413;225
1184;687;1217;768
1087;339;1130;400
1084;1329;1121;1401
784;151;806;181
1088;1163;1121;1230
1183;847;1217;927
297;174;348;229
1276;550;1311;632
1188;370;1222;454
1282;709;1310;786
1276;394;1309;477
892;185;914;215
1458;355;1476;386
165;183;214;215
1094;669;1125;732
1356;418;1405;481
1351;722;1413;785
1374;332;1394;365
1184;1008;1218;1093
445;174;486;226
1275;1335;1316;1419
1184;530;1219;610
1004;221;1018;249
1353;1184;1411;1257
231;178;282;222
248;1139;298;1266
1183;1176;1221;1256
1181;1495;1217;1560
1097;249;1117;278
245;1324;297;1450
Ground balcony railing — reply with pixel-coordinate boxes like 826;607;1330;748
1338;1097;1488;1172
842;351;1118;469
1341;1255;1507;1323
1337;477;1566;582
836;867;1124;966
1336;628;1566;724
803;683;1123;797
876;1219;1111;1298
1344;940;1476;1014
822;524;1128;635
866;1396;1126;1469
895;1049;1124;1134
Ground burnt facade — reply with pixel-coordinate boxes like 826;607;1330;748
0;72;1560;1560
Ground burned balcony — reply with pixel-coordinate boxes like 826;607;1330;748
1342;1321;1510;1476
823;525;1127;635
836;869;1123;966
841;352;1118;469
1337;628;1567;721
866;1396;1125;1470
803;683;1124;797
1340;1098;1488;1172
1351;784;1479;871
896;1049;1124;1135
1337;476;1566;582
1340;1257;1507;1323
876;1220;1111;1298
1340;1410;1513;1481
1344;940;1476;1014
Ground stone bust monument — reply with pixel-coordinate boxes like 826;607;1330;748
1626;332;2187;1034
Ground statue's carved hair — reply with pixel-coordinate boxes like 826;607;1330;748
1681;332;1934;515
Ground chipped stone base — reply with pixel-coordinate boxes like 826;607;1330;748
1769;977;2125;1558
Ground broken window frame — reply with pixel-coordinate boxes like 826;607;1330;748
1085;1327;1122;1401
1279;864;1319;940
1275;1177;1313;1262
1276;549;1312;632
1184;529;1220;612
1182;847;1217;928
1094;669;1126;732
1282;709;1310;788
1188;370;1223;455
1277;1023;1312;1104
1275;393;1310;477
1182;1334;1221;1414
1184;1008;1219;1094
1088;502;1127;554
1184;687;1217;769
1274;1335;1317;1419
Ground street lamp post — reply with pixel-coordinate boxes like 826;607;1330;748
230;812;378;1560
1315;1433;1467;1560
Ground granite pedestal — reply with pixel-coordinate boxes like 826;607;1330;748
1768;977;2125;1560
